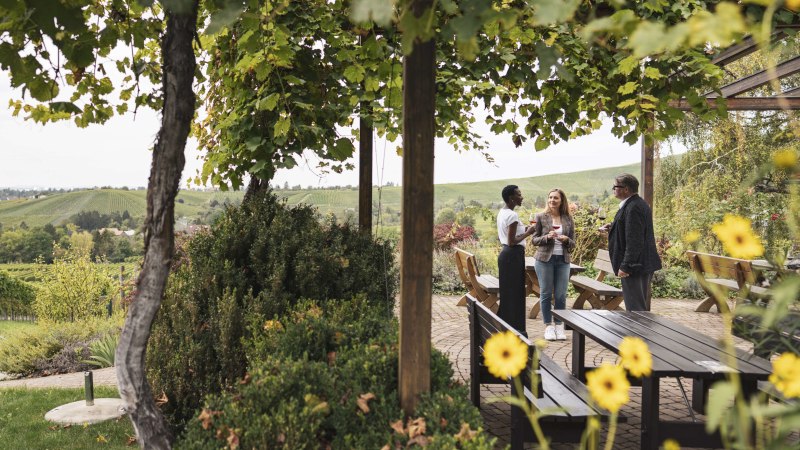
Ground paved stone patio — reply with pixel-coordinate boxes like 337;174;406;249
431;294;798;450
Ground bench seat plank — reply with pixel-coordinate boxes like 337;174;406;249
570;275;622;297
475;275;499;293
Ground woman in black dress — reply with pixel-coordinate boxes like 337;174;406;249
496;185;536;337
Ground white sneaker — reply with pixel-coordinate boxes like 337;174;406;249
544;325;556;341
555;323;567;341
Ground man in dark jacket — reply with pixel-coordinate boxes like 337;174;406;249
600;174;662;311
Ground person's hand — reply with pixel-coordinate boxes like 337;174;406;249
598;223;611;233
618;269;630;278
558;235;569;243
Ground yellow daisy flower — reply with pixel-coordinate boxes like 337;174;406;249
711;215;764;259
483;331;529;378
586;363;630;413
773;149;798;169
682;230;700;244
663;439;681;450
769;352;800;398
787;0;800;13
619;337;652;377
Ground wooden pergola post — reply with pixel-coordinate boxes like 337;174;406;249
359;104;373;235
399;0;435;415
641;123;655;206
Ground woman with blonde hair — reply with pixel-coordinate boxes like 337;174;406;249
531;188;576;341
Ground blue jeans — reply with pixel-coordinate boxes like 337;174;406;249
534;254;570;324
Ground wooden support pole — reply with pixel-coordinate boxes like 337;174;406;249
399;0;435;415
359;103;373;235
641;124;655;206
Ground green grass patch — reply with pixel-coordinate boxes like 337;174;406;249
0;320;35;339
0;387;134;449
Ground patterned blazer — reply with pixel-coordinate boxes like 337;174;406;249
531;212;576;263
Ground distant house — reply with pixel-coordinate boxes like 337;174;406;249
99;228;137;237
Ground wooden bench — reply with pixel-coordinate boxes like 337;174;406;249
731;312;799;406
569;249;625;312
455;247;499;312
686;251;770;313
467;294;619;449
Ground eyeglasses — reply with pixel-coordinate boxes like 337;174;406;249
612;185;626;190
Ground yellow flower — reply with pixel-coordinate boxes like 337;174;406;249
773;149;798;169
769;352;800;398
711;215;764;259
682;230;700;244
786;0;800;13
586;364;630;413
619;337;652;377
663;439;681;450
483;331;529;378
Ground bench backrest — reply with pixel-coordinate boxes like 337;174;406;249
686;251;758;287
454;247;479;288
593;249;614;281
466;294;540;392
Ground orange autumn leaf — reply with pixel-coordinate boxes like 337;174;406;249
357;392;376;413
390;419;405;434
454;423;477;442
198;409;221;430
155;391;169;407
407;417;426;438
227;428;240;449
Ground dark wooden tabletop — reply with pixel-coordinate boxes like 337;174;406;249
553;310;772;380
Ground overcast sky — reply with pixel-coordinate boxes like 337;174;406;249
1;75;679;190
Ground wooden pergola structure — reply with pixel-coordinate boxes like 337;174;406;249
642;25;800;205
351;17;800;413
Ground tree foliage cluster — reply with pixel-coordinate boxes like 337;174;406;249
32;247;115;322
148;189;398;430
0;221;141;263
70;209;137;231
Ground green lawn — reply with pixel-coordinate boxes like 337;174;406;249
0;320;35;339
0;387;134;449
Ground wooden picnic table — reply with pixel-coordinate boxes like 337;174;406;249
525;257;585;318
554;309;772;450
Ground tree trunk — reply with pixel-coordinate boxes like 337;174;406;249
115;2;198;448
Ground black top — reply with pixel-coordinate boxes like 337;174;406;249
608;194;662;275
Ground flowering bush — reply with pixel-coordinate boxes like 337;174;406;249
434;222;477;250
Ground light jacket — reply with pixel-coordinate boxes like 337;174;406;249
531;212;576;263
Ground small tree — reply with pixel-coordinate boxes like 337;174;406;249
34;247;113;322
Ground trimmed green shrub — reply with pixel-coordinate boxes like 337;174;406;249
0;315;122;375
178;312;494;450
0;270;36;316
148;190;398;429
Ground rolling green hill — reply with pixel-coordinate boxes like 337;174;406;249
0;162;639;228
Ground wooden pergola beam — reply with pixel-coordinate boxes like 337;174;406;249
710;30;787;66
669;97;800;111
706;56;800;98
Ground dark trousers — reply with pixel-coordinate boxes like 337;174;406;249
621;271;653;311
498;244;527;337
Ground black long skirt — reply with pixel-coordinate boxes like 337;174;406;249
497;244;526;337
